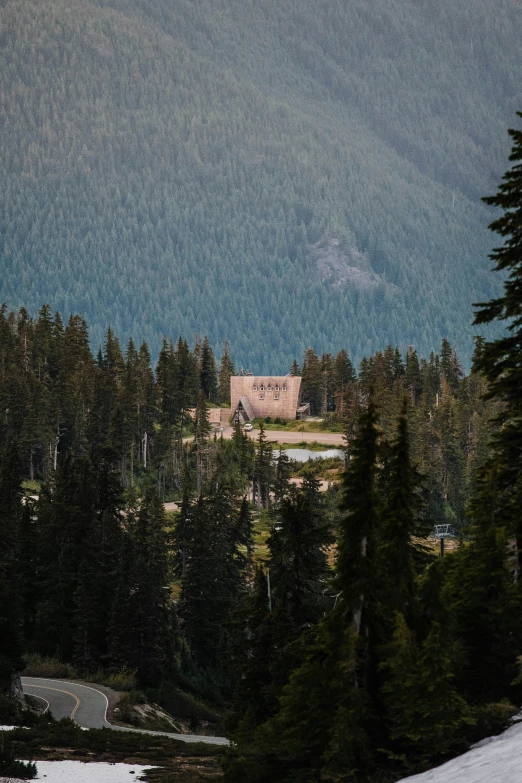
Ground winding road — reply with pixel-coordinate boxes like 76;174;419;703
22;677;228;746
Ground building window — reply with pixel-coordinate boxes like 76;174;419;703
260;385;264;391
259;394;264;400
267;384;272;391
274;394;279;400
282;385;287;392
275;385;279;391
252;385;257;391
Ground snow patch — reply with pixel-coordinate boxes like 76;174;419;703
0;726;29;731
397;720;522;783
0;760;156;782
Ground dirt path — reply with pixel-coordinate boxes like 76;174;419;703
289;478;335;492
164;501;180;513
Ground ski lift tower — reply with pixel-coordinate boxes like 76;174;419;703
434;524;453;557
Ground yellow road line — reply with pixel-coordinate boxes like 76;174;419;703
26;684;81;720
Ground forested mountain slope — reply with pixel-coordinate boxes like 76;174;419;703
1;0;521;369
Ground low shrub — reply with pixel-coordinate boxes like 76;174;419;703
468;701;518;743
0;758;37;779
0;740;37;780
120;690;147;705
22;653;77;680
105;667;137;691
115;703;141;726
8;718;220;760
159;681;220;723
0;693;21;726
114;690;147;725
84;667;106;684
293;456;344;477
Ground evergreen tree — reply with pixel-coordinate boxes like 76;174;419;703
405;347;422;405
174;337;200;422
194;390;212;445
111;488;174;684
333;348;356;416
218;341;235;405
334;398;381;648
290;359;301;376
261;477;332;706
380;613;473;764
104;327;124;380
440;339;462;392
200;336;218;401
225;621;365;783
179;496;218;668
234;496;255;573
445;465;522;702
194;390;212;493
73;454;124;671
230;566;273;734
173;474;194;580
321;352;335;412
180;484;246;669
0;441;24;691
301;348;324;415
379;400;431;621
232;419;255;481
473;114;522;578
273;449;292;503
156;338;177;425
19;501;38;646
34;456;95;660
136;341;156;468
269;477;331;632
253;424;273;510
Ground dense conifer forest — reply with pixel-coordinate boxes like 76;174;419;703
1;0;522;368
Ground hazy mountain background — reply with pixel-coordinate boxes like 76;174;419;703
1;0;521;370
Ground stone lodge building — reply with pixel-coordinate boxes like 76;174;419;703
230;374;309;422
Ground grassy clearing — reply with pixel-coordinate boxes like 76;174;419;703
21;479;41;494
290;456;344;478
252;509;273;564
251;417;342;433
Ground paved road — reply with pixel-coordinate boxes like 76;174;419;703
253;430;345;446
22;677;228;746
219;424;345;446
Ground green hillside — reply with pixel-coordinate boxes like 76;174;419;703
1;0;521;368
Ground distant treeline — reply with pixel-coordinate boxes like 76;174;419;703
0;304;493;532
